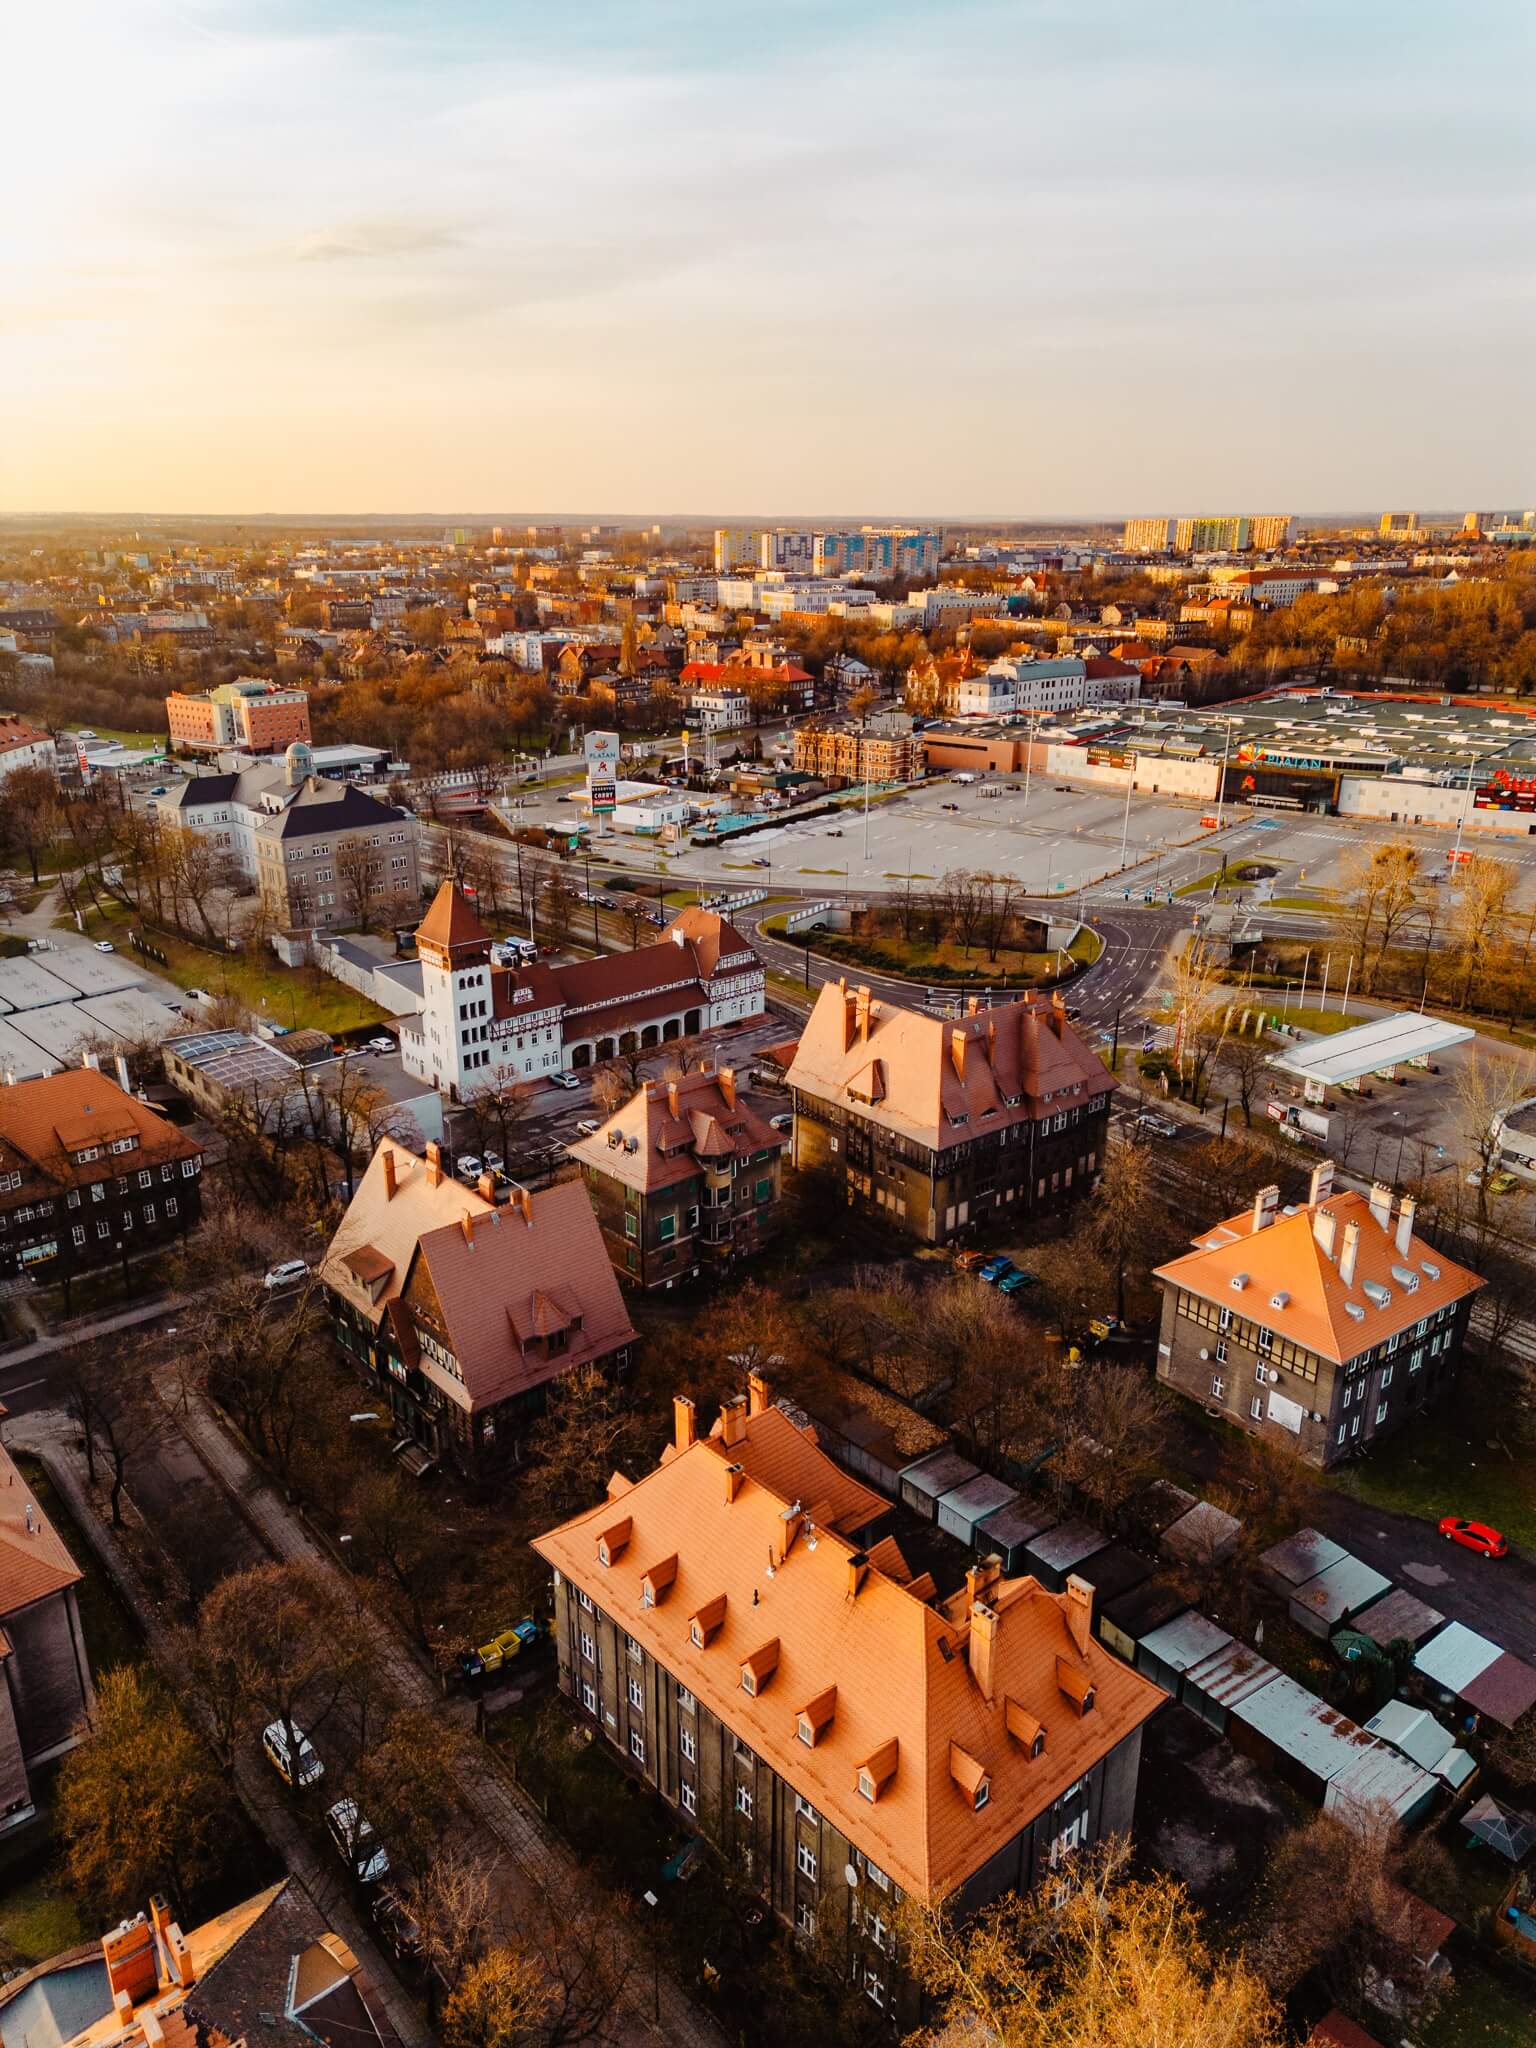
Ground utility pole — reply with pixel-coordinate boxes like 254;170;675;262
1118;766;1134;872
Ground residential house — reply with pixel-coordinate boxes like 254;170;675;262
30;1883;399;2048
567;1064;788;1290
0;1068;204;1294
786;983;1113;1245
0;1441;95;1832
533;1376;1162;2015
1153;1165;1482;1468
0;714;56;785
320;1137;636;1475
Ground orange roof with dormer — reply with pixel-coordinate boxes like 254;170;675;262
1155;1180;1483;1366
533;1395;1162;1902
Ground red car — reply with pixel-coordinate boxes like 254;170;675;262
1438;1516;1509;1559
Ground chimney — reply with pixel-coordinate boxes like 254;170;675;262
1251;1184;1280;1234
1368;1181;1393;1232
115;1054;132;1093
667;1080;680;1119
1049;988;1067;1038
986;1016;996;1066
23;1503;34;1535
965;1556;1002;1609
519;1186;533;1226
673;1394;696;1453
82;1050;101;1072
1313;1208;1337;1259
102;1915;158;2009
847;1551;869;1598
966;996;980;1017
841;986;858;1051
950;1026;967;1083
426;1140;443;1188
671;926;686;948
724;1460;745;1503
382;1147;397;1201
459;1210;475;1247
1309;1159;1335;1206
747;1369;769;1417
1064;1574;1093;1657
718;1067;736;1110
856;986;873;1041
149;1898;193;1991
1340;1219;1361;1288
720;1395;748;1448
476;1172;497;1203
968;1600;999;1705
1396;1195;1417;1255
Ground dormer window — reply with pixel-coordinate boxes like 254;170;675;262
689;1593;726;1648
740;1639;779;1696
596;1518;631;1568
856;1738;898;1803
797;1687;836;1746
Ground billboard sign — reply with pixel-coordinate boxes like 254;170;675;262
584;730;620;815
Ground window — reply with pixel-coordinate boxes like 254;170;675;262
863;1971;885;2009
580;1681;597;1714
137;1169;153;1189
1049;1814;1087;1868
71;1225;85;1247
680;1726;697;1763
975;1778;991;1810
579;1630;595;1664
1381;1362;1394;1389
1337;1424;1347;1446
181;1158;199;1178
96;1220;111;1240
1210;1377;1224;1399
627;1633;643;1662
866;1910;888;1951
658;1214;677;1242
1250;1396;1263;1420
628;1676;644;1712
577;1588;593;1612
795;1902;816;1938
734;1784;753;1819
755;1178;771;1204
166;1198;178;1218
1214;1338;1228;1363
143;1204;155;1225
624;1214;637;1240
91;1183;104;1203
1376;1400;1388;1424
795;1793;818;1821
629;1731;645;1765
676;1683;696;1713
680;1780;697;1816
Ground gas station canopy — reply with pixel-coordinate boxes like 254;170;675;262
1267;1011;1474;1088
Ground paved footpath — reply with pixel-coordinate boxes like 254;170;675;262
152;1382;725;2048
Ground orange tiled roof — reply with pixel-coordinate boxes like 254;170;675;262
0;1069;200;1202
0;1441;80;1616
533;1423;1162;1902
786;982;1112;1152
415;880;490;953
1155;1183;1483;1365
320;1139;493;1330
566;1064;784;1195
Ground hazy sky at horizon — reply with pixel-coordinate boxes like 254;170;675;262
4;0;1533;518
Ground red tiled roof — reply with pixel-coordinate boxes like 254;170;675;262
0;1443;80;1616
408;1180;637;1410
567;1065;784;1193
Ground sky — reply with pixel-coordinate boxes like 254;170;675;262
3;0;1533;519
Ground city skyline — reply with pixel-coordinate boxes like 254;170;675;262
5;0;1533;515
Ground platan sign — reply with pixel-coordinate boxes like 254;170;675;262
585;730;620;813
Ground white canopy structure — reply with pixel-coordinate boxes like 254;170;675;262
1267;1011;1473;1087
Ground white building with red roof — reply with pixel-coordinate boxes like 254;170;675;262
398;884;764;1101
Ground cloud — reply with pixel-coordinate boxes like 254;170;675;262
293;219;463;263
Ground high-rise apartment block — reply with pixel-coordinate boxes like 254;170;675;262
1380;512;1421;537
813;528;943;579
1126;515;1293;555
713;527;768;572
1122;518;1176;553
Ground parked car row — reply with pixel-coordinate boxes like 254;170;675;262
262;1722;393;1884
955;1250;1039;1296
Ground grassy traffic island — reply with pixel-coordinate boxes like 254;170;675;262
763;906;1103;990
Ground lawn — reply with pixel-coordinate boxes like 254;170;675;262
783;926;1064;987
10;1454;144;1675
1421;1957;1536;2048
74;900;386;1033
1068;926;1105;965
1326;1374;1536;1552
0;1867;88;1964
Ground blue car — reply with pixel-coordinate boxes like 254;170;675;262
979;1257;1016;1284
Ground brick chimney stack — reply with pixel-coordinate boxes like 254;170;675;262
720;1395;748;1448
668;1080;680;1118
1064;1574;1093;1657
382;1147;397;1201
1395;1195;1417;1256
1340;1219;1362;1287
968;1601;999;1705
747;1369;769;1416
673;1394;696;1453
718;1067;736;1110
856;986;873;1041
426;1140;443;1189
102;1915;158;2009
950;1027;968;1083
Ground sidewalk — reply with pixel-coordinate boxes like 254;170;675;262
0;1293;186;1370
5;1409;434;2048
166;1381;725;2048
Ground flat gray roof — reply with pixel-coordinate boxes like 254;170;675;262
1268;1011;1474;1086
0;959;83;1012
